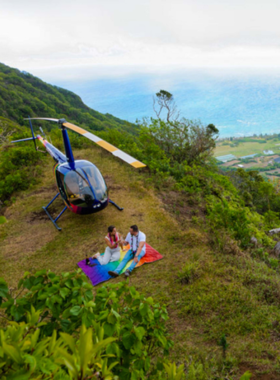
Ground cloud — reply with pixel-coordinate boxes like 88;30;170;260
1;0;280;80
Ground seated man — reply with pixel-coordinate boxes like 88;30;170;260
108;225;146;278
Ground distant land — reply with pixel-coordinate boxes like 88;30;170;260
49;67;280;138
215;135;280;180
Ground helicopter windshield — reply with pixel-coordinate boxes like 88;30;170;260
63;165;107;207
82;165;107;202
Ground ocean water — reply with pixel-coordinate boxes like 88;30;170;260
54;68;280;138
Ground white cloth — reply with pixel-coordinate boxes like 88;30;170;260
97;246;120;265
125;231;146;253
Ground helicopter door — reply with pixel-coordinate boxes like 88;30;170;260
56;170;70;206
64;170;95;208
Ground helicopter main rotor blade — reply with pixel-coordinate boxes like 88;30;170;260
24;117;60;122
25;117;146;168
62;121;146;168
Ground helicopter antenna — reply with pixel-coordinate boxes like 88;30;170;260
40;125;53;145
39;126;46;137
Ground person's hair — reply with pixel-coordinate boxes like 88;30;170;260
130;225;139;232
108;225;115;233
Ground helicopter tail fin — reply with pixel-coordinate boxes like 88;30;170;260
11;116;38;150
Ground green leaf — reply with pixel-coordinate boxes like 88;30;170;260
139;303;149;317
85;300;95;308
103;323;115;337
34;269;47;276
0;278;8;298
55;348;79;378
2;342;23;364
61;319;71;332
24;354;37;372
60;332;76;352
107;313;116;324
122;331;135;350
69;305;81;316
145;297;154;305
134;327;146;341
79;326;93;375
60;287;70;299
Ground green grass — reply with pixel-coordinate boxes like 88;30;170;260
215;138;280;158
2;145;280;378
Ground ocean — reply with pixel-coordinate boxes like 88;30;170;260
53;68;280;138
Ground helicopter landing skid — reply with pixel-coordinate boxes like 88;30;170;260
109;199;124;211
42;192;67;231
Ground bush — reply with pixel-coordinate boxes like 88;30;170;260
0;270;185;380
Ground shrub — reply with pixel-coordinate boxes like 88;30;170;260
0;270;183;380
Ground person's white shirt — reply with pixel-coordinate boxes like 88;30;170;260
125;231;146;253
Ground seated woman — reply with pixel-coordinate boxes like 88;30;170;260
93;225;123;265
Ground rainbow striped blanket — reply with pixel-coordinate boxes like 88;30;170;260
77;243;163;286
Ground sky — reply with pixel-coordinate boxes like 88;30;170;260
1;0;280;82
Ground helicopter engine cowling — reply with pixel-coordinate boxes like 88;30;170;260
54;160;109;215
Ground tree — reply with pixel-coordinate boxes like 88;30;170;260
153;90;179;122
140;118;219;166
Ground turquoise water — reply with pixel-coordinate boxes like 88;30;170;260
54;68;280;138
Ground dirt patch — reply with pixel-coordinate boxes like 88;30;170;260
26;199;66;224
103;175;114;187
28;183;58;196
131;212;144;221
238;363;280;380
103;175;123;192
27;209;51;224
221;160;240;167
159;191;206;226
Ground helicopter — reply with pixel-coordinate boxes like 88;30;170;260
11;117;146;230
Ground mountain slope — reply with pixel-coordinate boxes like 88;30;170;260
0;62;137;133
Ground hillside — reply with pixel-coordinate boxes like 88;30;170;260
2;69;280;378
0;62;137;134
1;138;280;379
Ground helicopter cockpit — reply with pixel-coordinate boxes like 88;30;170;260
59;163;108;208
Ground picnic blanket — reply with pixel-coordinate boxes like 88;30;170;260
77;243;163;286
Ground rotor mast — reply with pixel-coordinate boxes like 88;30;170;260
59;118;75;164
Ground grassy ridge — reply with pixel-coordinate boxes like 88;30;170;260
1;144;280;378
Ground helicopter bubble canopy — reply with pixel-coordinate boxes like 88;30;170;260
56;160;108;210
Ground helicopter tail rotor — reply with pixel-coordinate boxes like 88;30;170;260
11;116;38;150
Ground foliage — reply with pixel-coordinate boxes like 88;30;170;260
0;118;46;206
227;168;280;215
139;118;218;167
0;270;181;379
